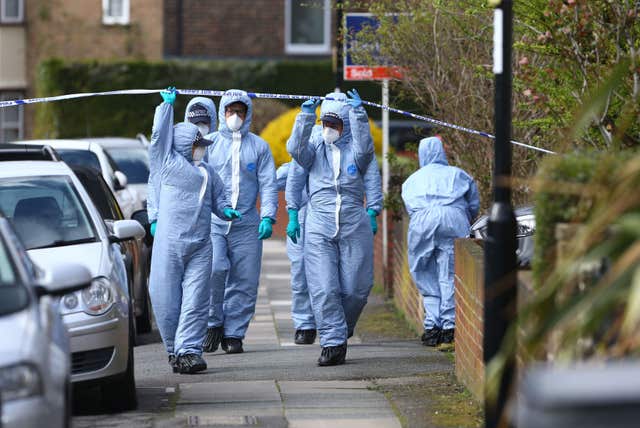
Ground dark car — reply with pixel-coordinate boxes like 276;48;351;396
70;166;152;335
470;205;535;267
374;120;433;153
0;143;61;162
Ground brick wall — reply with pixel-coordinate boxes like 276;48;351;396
24;0;163;136
165;0;287;58
454;238;485;402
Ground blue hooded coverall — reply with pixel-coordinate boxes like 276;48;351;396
284;130;383;334
147;96;218;224
401;137;480;331
286;93;375;347
205;90;279;340
147;101;230;356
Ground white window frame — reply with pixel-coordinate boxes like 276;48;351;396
285;0;331;55
102;0;130;26
0;91;24;143
0;0;24;23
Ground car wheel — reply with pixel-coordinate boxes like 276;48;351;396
136;278;152;335
64;377;72;428
101;313;138;412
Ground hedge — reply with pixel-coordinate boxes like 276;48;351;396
34;58;385;139
532;150;633;286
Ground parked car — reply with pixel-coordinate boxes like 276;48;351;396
0;215;92;428
374;120;433;153
0;143;152;335
470;205;535;267
18;140;142;219
0;160;144;411
70;165;152;334
85;137;150;212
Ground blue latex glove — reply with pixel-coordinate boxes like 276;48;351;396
223;207;242;220
150;221;157;237
258;217;274;240
367;209;378;235
347;89;362;109
286;209;301;244
301;98;321;114
160;86;177;105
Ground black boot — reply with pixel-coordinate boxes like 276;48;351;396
294;329;317;345
439;328;455;344
221;337;244;354
203;326;224;353
421;327;442;347
317;343;347;366
177;354;207;374
168;354;178;373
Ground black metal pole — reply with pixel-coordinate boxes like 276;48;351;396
335;0;344;92
484;1;517;427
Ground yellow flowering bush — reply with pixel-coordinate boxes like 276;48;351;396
260;107;383;167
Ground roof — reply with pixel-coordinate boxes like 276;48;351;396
0;160;74;179
0;144;61;161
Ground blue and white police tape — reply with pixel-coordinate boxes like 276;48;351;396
0;88;555;155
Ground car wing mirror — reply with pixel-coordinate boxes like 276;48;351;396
114;170;128;191
34;262;92;297
109;219;145;243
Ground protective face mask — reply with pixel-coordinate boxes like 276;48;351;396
192;146;206;165
196;123;210;136
322;127;341;145
226;114;243;132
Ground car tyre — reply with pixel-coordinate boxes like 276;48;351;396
101;314;138;412
136;279;152;334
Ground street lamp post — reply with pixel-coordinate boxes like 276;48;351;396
484;1;518;427
335;0;344;92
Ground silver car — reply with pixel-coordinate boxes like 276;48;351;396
0;160;145;411
0;216;92;428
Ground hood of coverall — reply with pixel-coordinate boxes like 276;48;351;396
217;89;253;137
172;122;211;163
419;136;448;167
184;96;217;131
319;92;352;145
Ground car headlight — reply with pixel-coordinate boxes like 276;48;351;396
516;214;536;238
82;277;114;315
0;364;42;401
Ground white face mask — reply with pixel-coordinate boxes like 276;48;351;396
322;127;340;145
192;146;206;165
196;123;210;136
226;114;243;132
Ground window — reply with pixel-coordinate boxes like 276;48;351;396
0;0;23;23
0;92;23;144
285;0;331;55
102;0;129;25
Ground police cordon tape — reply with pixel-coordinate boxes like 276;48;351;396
0;88;556;155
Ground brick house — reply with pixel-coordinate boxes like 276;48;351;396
0;0;336;141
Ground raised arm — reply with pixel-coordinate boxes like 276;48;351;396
286;99;321;169
347;89;374;171
147;89;176;223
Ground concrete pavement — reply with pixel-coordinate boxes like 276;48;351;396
73;239;458;427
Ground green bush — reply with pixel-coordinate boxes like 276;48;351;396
34;58;383;139
532;150;632;286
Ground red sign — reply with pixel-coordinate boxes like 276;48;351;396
344;66;403;81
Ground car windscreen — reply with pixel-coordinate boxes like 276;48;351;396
0;176;98;250
0;237;29;317
107;148;149;184
57;149;102;172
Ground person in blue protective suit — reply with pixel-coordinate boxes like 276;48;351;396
285;105;383;346
202;89;279;355
147;95;218;235
286;89;376;366
147;88;241;374
401;136;479;347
